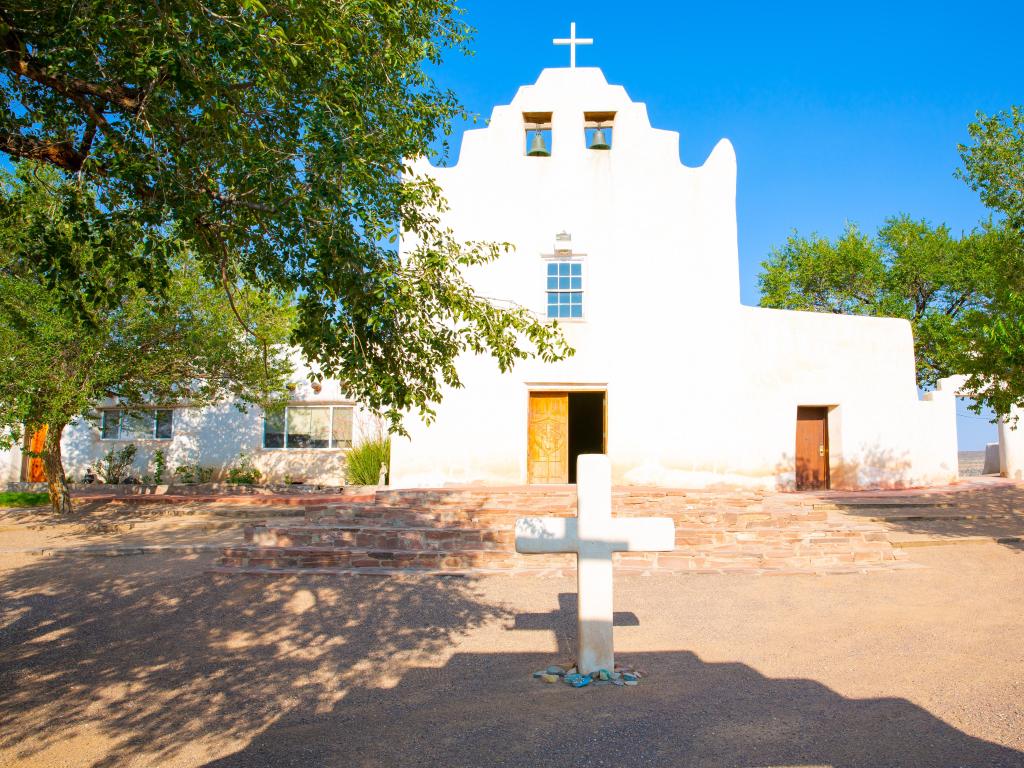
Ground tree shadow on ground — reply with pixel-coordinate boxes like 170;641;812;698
3;559;1023;768
0;553;507;767
203;650;1024;768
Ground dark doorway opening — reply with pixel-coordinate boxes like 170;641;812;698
568;391;606;483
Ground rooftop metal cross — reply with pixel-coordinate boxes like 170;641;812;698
553;21;593;69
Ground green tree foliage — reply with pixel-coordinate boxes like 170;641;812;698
0;1;572;428
0;167;294;513
958;106;1024;415
959;106;1024;232
758;216;1024;413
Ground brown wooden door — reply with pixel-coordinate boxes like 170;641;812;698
795;407;829;490
27;426;47;482
528;392;569;484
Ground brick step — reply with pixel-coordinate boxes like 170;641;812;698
217;545;899;573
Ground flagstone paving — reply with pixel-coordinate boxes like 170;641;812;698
0;541;1022;767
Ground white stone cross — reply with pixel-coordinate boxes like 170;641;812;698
553;21;593;69
515;454;675;674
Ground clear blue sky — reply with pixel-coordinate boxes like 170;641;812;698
428;1;1024;450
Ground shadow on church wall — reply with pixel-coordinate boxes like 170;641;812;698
774;444;913;492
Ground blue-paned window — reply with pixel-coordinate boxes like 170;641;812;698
546;261;583;319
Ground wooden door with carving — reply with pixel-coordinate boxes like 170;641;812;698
527;392;569;484
27;426;47;482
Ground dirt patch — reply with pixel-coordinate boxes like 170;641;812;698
1;544;1022;767
0;499;302;554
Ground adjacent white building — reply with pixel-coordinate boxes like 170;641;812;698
388;65;990;491
1;355;372;486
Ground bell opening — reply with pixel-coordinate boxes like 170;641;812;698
526;129;552;157
587;126;612;151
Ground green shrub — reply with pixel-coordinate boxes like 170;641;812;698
94;444;137;484
152;449;167;484
173;464;214;484
226;452;262;485
0;491;49;508
346;436;390;485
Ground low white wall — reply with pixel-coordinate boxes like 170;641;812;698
998;406;1024;481
0;445;22;483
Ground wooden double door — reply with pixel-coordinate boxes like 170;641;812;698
795;406;829;490
26;427;47;483
527;391;606;484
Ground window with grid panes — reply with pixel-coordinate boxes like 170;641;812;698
262;405;354;449
546;261;583;319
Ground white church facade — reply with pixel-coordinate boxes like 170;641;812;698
389;64;971;491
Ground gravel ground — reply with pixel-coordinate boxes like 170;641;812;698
959;450;989;477
0;500;291;554
1;541;1022;768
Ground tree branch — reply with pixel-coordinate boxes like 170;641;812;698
0;16;144;112
0;131;86;172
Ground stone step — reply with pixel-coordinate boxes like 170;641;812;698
305;505;839;529
217;545;899;573
816;500;958;509
246;524;515;550
889;534;1024;549
215;484;913;577
245;521;890;553
209;561;917;578
220;546;565;571
867;512;1024;522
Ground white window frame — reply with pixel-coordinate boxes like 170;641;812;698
262;405;354;450
99;409;174;441
544;257;585;320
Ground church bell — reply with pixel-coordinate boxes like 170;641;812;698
527;130;550;157
589;127;610;150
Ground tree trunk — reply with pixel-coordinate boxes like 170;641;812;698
41;423;73;514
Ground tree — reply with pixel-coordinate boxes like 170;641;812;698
959;106;1024;233
0;167;294;513
758;215;1024;410
958;106;1024;414
0;1;572;429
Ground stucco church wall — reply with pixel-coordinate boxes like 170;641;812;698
389;66;962;491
